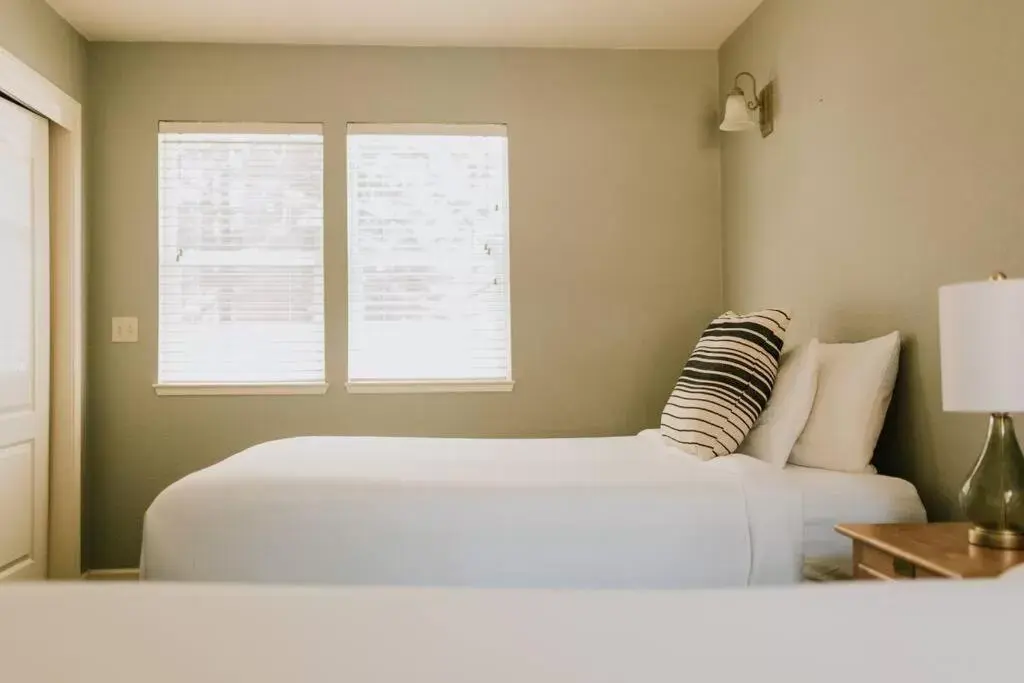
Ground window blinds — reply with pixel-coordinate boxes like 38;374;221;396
158;122;325;385
347;124;511;383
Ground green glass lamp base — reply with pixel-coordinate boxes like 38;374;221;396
968;526;1024;550
960;414;1024;550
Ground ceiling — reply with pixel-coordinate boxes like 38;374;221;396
45;0;763;49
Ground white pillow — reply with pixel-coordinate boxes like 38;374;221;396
739;339;820;467
788;332;901;472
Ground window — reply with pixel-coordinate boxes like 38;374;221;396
346;124;512;391
157;122;325;391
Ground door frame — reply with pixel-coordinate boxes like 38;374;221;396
0;47;83;579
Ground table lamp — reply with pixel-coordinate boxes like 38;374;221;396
939;272;1024;549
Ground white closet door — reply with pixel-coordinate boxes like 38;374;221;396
0;97;50;581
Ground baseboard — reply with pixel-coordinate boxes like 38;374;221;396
81;568;140;581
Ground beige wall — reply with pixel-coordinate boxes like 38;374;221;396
0;0;86;101
720;0;1024;520
86;43;722;568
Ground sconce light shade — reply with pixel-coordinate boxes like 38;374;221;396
720;73;774;137
719;91;757;132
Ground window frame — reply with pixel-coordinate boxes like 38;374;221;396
344;122;514;394
152;121;328;396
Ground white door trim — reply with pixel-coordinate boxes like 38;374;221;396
0;47;84;579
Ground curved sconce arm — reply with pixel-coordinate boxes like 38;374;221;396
732;72;762;111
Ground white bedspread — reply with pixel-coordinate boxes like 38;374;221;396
142;430;803;588
785;464;927;579
2;582;1022;683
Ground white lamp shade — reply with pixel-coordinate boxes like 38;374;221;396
720;93;757;132
939;278;1024;413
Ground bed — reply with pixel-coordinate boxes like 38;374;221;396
2;582;1021;682
784;464;926;579
141;430;924;586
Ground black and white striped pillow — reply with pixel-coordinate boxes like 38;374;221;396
661;309;790;459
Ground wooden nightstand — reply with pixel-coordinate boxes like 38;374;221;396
835;522;1024;580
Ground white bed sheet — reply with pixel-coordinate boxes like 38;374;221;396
4;582;1024;683
784;464;926;579
142;430;803;588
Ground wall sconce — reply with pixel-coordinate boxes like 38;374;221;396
720;72;774;138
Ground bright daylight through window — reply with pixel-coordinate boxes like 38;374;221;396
346;124;512;388
157;122;325;387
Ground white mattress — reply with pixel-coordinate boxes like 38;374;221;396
142;430;804;588
784;464;927;579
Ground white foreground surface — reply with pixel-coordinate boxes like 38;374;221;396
143;430;804;587
0;580;1020;682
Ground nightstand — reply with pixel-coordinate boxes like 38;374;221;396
835;522;1024;580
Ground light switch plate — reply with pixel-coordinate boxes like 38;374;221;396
111;317;138;343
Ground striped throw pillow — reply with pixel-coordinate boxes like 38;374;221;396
661;309;791;459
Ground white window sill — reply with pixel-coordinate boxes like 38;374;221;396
346;380;515;394
153;382;329;396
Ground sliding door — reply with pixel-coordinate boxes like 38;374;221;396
0;96;50;580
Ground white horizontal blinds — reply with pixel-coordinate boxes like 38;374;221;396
158;122;325;384
347;124;511;382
